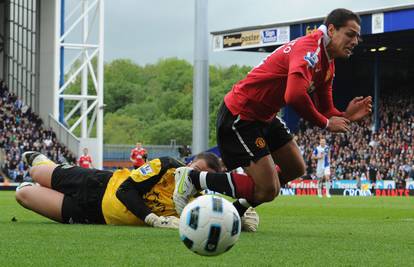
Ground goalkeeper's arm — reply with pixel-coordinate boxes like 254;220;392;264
116;177;178;228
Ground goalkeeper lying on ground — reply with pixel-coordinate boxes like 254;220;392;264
15;151;259;231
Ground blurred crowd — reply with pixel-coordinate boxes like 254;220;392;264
0;80;76;182
296;87;414;187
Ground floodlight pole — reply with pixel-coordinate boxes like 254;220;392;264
192;0;209;154
55;0;104;168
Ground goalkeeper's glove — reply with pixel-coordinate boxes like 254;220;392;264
241;207;260;232
144;213;180;229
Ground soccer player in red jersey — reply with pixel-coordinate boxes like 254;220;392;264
78;147;93;169
130;142;148;169
174;8;372;217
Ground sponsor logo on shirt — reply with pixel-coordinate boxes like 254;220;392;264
139;164;153;176
304;52;319;68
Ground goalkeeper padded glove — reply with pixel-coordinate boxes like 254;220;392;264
241;207;260;232
144;213;180;229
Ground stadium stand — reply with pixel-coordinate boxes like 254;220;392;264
296;85;413;188
0;80;77;182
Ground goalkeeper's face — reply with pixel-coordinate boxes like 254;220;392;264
189;159;217;173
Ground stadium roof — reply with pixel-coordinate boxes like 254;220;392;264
210;4;414;54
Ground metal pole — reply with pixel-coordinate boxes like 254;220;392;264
373;53;380;132
59;0;65;123
81;0;89;137
96;0;104;169
192;0;209;154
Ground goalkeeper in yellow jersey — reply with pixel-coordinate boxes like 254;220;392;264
15;151;259;231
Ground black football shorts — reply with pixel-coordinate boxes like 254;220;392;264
216;102;293;171
51;164;112;224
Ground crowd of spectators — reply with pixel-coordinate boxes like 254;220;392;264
296;86;414;188
0;80;76;182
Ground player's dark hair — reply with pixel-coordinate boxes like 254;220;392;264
324;8;361;29
193;152;222;172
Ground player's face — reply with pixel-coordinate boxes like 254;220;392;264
189;159;217;173
328;20;360;58
320;139;326;146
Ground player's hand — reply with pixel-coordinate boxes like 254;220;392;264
327;116;350;132
144;213;180;229
344;96;372;122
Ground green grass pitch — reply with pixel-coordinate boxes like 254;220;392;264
1;191;413;266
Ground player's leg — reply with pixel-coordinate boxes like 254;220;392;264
174;103;285;215
324;168;332;197
265;116;305;187
29;164;58;188
174;156;277;215
15;185;64;222
22;151;57;188
270;140;306;187
15;151;66;221
242;155;280;202
316;168;324;197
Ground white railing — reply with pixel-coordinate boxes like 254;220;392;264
47;114;80;158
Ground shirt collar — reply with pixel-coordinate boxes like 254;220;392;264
318;25;332;61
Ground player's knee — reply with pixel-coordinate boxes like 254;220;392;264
255;184;280;203
15;187;31;207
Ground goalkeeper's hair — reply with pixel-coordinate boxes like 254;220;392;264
193;152;222;172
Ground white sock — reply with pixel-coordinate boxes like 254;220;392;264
325;181;331;194
239;199;251;208
199;171;208;190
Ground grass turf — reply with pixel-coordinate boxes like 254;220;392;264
1;191;413;266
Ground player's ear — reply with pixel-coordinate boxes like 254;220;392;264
327;24;335;38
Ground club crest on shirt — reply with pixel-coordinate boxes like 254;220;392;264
255;137;266;149
304;52;319;68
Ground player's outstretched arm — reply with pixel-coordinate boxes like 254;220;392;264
116;177;179;229
116;178;154;222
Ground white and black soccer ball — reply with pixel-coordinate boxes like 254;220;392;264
179;195;241;256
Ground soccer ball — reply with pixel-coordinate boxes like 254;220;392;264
179;195;241;256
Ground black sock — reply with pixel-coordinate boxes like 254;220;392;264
189;170;236;198
232;200;249;217
189;170;202;190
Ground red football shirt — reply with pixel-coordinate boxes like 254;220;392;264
224;25;343;128
130;148;147;168
78;155;92;168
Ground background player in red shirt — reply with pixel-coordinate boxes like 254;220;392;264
130;142;148;169
78;148;93;169
174;8;372;217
